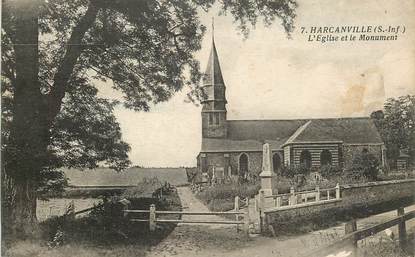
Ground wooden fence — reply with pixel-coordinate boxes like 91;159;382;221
312;207;414;257
123;196;250;236
257;184;340;211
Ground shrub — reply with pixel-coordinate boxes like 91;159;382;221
348;152;380;180
280;164;310;178
40;182;181;246
196;181;260;211
122;177;162;199
197;182;260;201
319;165;343;178
207;199;236;212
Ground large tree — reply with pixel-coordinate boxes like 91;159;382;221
371;95;415;168
1;0;297;237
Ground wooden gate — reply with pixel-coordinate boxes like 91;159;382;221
122;196;251;237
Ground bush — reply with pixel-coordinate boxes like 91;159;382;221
280;164;311;178
207;199;236;212
348;152;380;180
40;182;181;247
196;182;260;211
319;165;343;178
121;177;163;199
197;182;260;200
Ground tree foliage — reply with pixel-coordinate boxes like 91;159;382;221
2;0;297;194
1;0;297;235
349;151;380;180
371;95;415;167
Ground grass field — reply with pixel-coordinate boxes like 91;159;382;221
64;167;189;187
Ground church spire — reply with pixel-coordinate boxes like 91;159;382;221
200;19;227;138
212;17;214;39
202;19;225;92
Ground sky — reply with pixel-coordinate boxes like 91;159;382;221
100;0;415;167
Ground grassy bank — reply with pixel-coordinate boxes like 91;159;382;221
3;184;181;257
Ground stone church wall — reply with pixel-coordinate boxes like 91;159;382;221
199;144;384;180
228;152;262;176
202;151;281;179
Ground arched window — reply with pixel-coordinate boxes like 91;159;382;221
320;150;332;166
272;153;281;173
239;153;248;177
300;150;312;169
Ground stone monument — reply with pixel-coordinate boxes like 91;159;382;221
259;143;277;196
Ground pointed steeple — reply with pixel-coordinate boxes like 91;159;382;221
201;19;226;105
203;32;225;87
200;20;227;139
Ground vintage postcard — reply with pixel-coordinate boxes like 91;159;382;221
1;0;414;256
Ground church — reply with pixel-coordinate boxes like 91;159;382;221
196;36;385;179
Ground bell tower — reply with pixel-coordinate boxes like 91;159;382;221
201;25;227;138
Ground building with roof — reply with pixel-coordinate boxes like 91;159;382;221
196;36;385;179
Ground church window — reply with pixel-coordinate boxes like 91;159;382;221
272;153;281;173
239;153;249;177
320;150;332;166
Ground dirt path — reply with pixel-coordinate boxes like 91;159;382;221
145;187;415;257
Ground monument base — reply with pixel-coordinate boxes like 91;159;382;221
259;172;277;196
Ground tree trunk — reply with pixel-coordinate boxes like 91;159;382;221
3;0;100;238
2;173;39;237
2;0;46;238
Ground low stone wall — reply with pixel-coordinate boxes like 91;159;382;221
341;179;415;208
263;179;415;234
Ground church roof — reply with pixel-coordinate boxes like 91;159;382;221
202;37;225;86
289;117;383;144
201;117;383;152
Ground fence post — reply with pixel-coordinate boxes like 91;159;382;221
277;196;282;207
65;200;75;221
274;196;281;207
235;196;240;232
234;196;240;211
345;220;357;256
259;191;265;211
119;198;131;218
289;187;296;206
315;186;320;202
335;183;340;199
149;204;156;232
243;201;250;238
259;190;265;233
327;189;330;200
397;207;407;251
